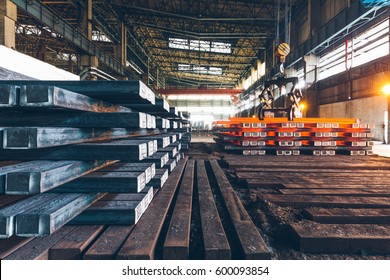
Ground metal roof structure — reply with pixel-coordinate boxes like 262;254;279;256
12;0;298;88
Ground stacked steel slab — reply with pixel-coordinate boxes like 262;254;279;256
213;117;374;156
0;80;189;239
169;112;191;151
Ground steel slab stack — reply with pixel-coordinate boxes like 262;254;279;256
213;117;374;156
0;80;187;239
167;110;191;151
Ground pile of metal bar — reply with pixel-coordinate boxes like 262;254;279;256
213;117;373;156
166;110;191;151
0;80;189;238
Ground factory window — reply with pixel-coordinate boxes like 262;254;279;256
16;24;40;35
209;67;223;75
16;25;59;38
178;64;191;71
169;38;231;54
56;53;77;62
211;42;231;53
169;38;188;50
243;76;252;90
348;19;389;67
92;31;112;42
190;40;210;52
178;64;223;75
318;19;389;80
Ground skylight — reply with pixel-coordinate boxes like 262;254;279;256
169;38;188;50
169;38;231;54
178;64;223;75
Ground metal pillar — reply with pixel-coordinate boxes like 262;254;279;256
68;55;74;73
147;58;150;86
0;0;17;48
87;0;93;41
114;22;127;78
79;0;99;79
36;40;47;61
120;23;127;66
309;0;320;36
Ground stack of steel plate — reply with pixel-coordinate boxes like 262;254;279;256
213;117;373;156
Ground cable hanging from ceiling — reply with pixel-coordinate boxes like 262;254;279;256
285;0;292;46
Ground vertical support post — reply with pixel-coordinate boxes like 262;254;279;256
309;0;319;36
121;22;127;66
36;40;47;61
80;55;99;68
147;58;150;86
87;0;93;41
80;0;98;79
115;22;127;66
114;22;127;79
253;89;258;118
68;55;74;73
0;0;17;49
156;67;159;89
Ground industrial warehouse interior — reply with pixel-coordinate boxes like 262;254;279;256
1;0;390;277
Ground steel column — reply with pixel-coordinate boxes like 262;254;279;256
0;0;17;48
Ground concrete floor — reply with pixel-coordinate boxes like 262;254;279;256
191;132;390;158
190;132;215;143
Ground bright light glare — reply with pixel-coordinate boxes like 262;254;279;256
382;84;390;95
297;80;306;89
0;45;79;80
299;103;306;109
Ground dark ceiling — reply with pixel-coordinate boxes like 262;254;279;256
15;0;299;88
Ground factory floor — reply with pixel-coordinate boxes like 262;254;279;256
186;136;390;259
191;132;390;158
2;133;390;260
190;131;215;143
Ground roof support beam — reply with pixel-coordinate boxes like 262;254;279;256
145;46;258;58
158;88;242;95
131;22;268;39
125;6;276;22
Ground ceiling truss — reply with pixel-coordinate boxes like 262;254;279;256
12;0;297;88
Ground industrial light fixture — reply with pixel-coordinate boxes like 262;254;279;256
382;84;390;95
